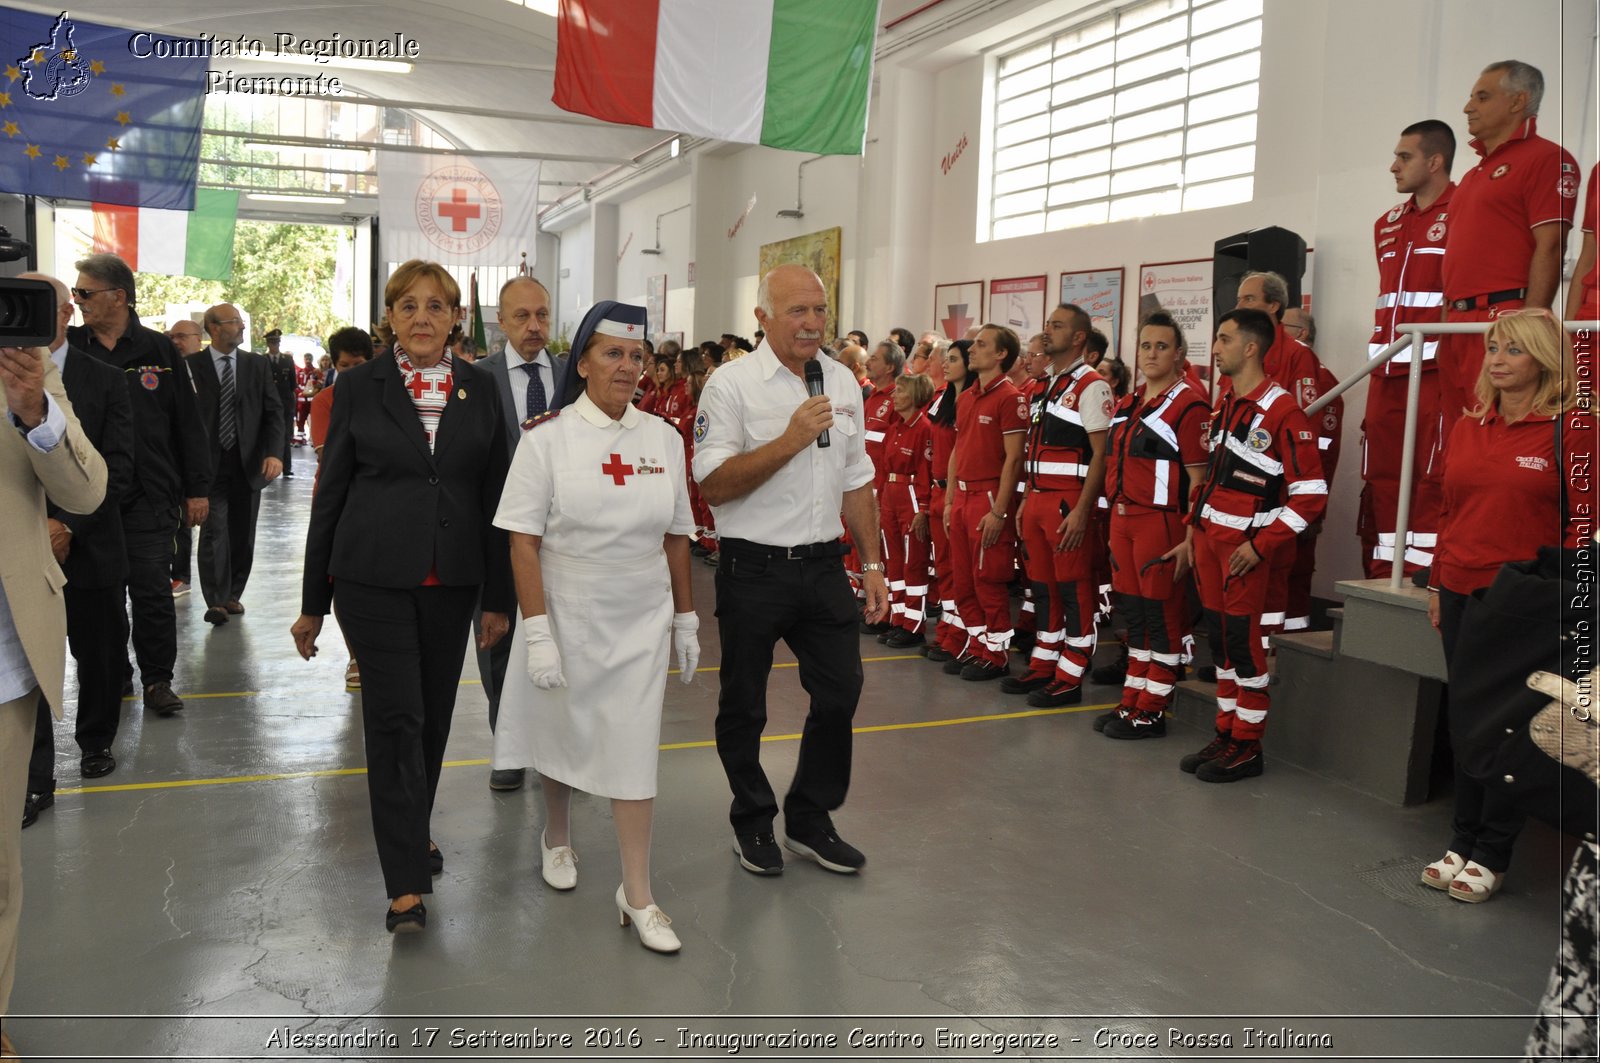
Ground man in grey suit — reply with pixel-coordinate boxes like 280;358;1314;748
186;304;285;626
476;275;565;791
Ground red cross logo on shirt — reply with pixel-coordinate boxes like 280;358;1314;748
436;187;481;232
601;453;635;485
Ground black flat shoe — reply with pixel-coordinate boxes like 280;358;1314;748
386;901;426;933
428;844;443;876
21;790;53;828
80;750;116;778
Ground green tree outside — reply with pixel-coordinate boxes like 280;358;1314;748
136;220;348;344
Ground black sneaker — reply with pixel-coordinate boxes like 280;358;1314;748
999;671;1052;695
1179;731;1232;774
21;790;53;828
884;629;924;649
876;629;897;644
942;655;975;675
733;832;784;875
1090;642;1129;685
960;659;1009;681
783;824;865;873
144;682;184;716
1092;709;1121;732
1027;681;1082;707
860;620;892;636
925;646;956;663
1104;713;1168;740
1196;739;1264;782
1011;630;1035;655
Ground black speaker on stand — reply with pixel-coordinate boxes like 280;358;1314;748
1213;226;1307;313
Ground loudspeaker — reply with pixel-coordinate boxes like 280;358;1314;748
1213;226;1306;314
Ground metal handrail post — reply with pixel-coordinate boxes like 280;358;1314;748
1390;325;1430;590
1306;336;1411;416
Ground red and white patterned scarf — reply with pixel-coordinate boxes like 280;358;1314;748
393;344;455;452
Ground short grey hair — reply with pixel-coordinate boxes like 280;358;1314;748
873;340;906;375
1485;59;1544;115
1296;310;1317;345
74;253;136;307
1242;270;1290;319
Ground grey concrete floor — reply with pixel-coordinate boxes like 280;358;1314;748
8;455;1576;1061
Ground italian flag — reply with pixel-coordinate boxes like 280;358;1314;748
554;0;879;156
91;189;239;281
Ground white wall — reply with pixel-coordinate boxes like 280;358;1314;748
548;0;1598;598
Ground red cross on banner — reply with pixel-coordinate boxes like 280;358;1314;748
600;453;635;485
437;187;481;233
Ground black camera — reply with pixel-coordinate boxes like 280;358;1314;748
0;277;56;348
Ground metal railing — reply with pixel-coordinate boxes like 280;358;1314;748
1306;319;1600;591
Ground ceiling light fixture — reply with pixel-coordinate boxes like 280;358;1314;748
247;193;348;205
233;52;412;75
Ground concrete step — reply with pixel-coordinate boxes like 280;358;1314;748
1334;578;1446;682
1273;628;1335;660
1326;606;1344;655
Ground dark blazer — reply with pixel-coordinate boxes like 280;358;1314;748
51;345;136;589
185;346;286;491
301;352;513;616
477;345;569;458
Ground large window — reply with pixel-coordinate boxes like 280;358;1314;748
986;0;1262;241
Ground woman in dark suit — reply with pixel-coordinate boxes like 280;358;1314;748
292;259;512;933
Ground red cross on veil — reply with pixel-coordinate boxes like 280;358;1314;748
601;453;635;485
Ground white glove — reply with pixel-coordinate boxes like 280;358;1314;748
672;611;700;684
524;614;566;689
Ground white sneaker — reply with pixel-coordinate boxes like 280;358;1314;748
540;832;577;891
615;884;680;953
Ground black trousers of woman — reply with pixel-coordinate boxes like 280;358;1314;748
335;579;479;898
1438;585;1528;873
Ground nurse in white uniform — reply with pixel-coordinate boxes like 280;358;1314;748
493;300;699;954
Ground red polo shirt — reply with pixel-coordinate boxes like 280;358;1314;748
1441;117;1578;301
953;374;1027;483
1434;404;1595;593
864;380;897;475
1579;162;1600;318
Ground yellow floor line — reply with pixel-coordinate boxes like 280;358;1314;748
111;653;930;702
55;701;1117;796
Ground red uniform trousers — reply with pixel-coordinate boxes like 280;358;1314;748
1107;504;1189;717
1439;302;1523;435
1019;488;1098;688
880;483;931;635
1013;482;1036;639
947;481;1016;667
1359;373;1444;578
1193;527;1280;741
928;483;964;654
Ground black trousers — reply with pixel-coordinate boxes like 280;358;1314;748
122;495;182;687
29;584;128;792
472;607;513;731
1438;585;1528;872
335;579;478;898
171;526;191;583
198;446;260;609
713;549;862;836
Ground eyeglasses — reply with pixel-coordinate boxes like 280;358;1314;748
71;286;117;300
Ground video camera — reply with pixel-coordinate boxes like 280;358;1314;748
0;276;55;348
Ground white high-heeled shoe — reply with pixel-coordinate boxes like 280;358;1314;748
541;833;577;891
615;884;680;953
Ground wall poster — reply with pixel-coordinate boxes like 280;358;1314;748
1058;268;1125;362
987;275;1048;340
758;226;842;343
645;274;667;342
933;281;984;340
1137;259;1215;395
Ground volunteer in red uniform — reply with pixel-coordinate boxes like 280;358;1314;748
877;373;935;648
924;341;972;664
1564;162;1598;395
651;355;692;429
1001;306;1113;705
1361;120;1455;579
1100;312;1209;738
1439;60;1576;433
1229;272;1329;647
862;341;903;479
1179;309;1327;783
1285;355;1342;633
941;326;1027;680
1424;309;1592;902
1013;333;1051;651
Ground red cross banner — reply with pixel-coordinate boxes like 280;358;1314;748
376;150;540;267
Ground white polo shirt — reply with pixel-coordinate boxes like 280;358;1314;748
691;343;874;547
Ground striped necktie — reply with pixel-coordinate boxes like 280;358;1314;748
218;353;237;450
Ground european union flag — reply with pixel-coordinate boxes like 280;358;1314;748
0;7;206;208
